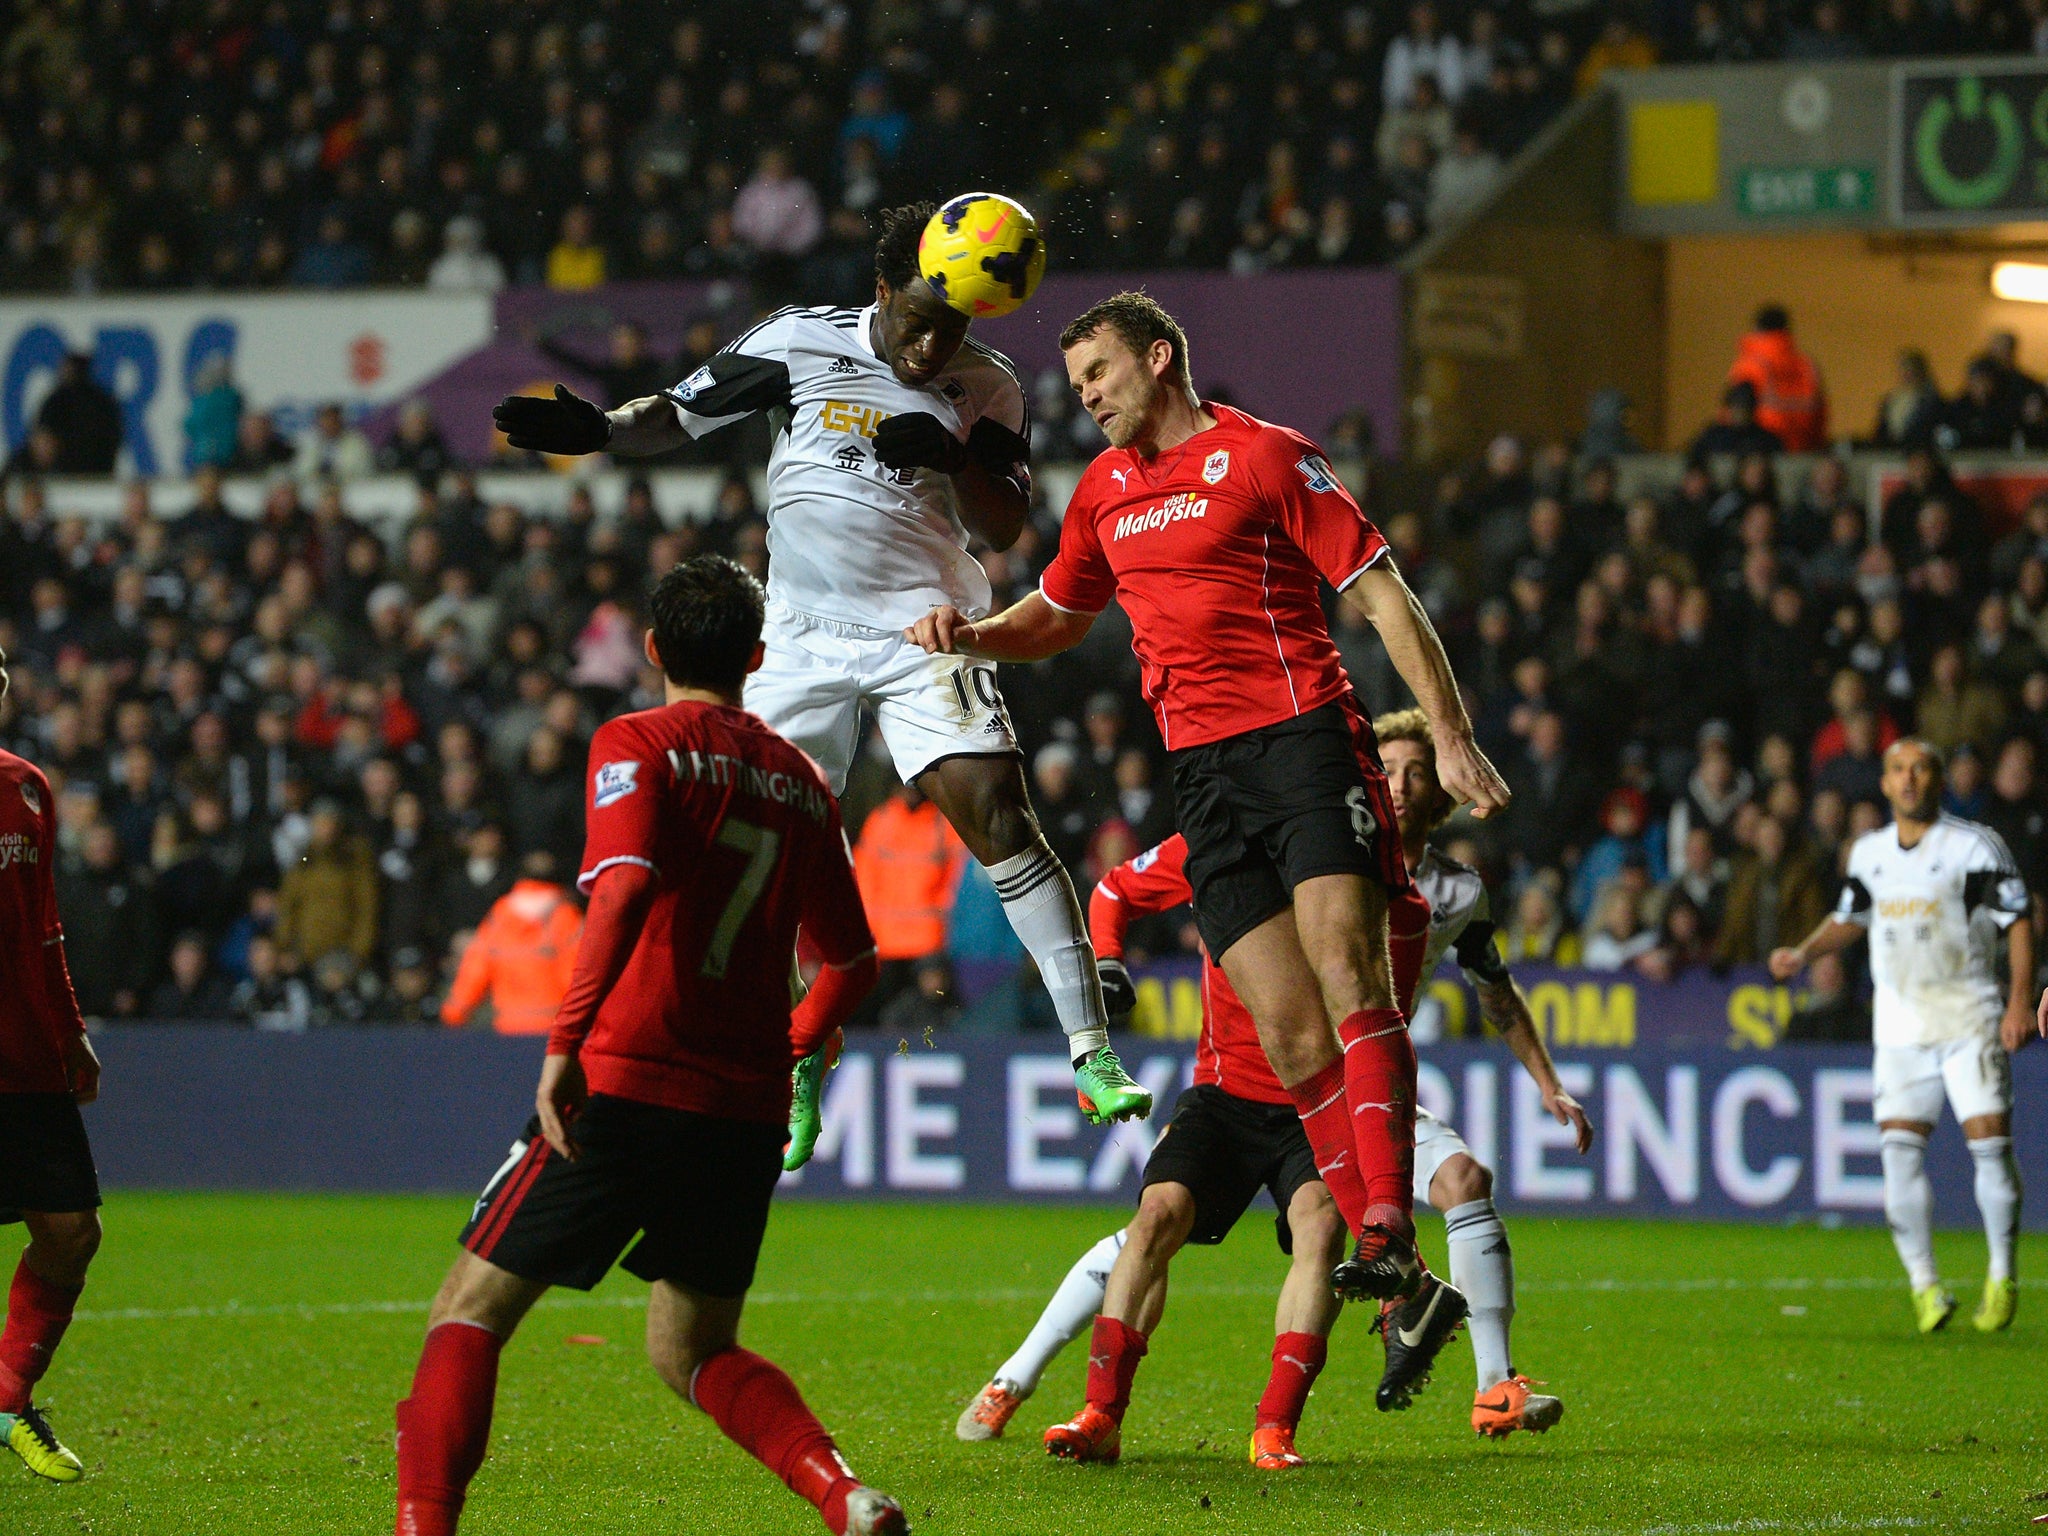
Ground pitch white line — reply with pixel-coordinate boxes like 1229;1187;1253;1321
70;1274;2039;1325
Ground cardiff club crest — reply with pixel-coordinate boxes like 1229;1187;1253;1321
1202;449;1230;485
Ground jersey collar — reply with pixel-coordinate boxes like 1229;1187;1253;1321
855;304;882;363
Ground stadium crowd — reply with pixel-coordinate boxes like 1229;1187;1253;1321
10;0;2047;298
10;298;2048;1037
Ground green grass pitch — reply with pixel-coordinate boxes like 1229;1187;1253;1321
2;1195;2044;1535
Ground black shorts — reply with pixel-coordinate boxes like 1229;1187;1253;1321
459;1094;786;1298
1141;1085;1320;1254
0;1093;102;1222
1169;697;1411;959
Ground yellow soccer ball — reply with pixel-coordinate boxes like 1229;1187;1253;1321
917;193;1048;319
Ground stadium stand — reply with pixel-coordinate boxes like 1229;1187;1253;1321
9;2;2048;1027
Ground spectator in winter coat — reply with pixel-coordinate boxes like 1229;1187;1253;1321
440;858;583;1035
35;351;123;472
1726;305;1827;452
276;799;379;969
1713;815;1827;964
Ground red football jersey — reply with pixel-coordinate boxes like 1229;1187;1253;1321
561;701;874;1124
1089;834;1286;1107
0;749;86;1094
1041;404;1388;751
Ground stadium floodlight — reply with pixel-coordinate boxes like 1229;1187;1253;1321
1990;260;2048;303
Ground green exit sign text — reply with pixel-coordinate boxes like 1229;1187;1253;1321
1736;165;1876;217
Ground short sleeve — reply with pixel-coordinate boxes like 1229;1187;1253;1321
1251;427;1389;591
1039;472;1118;615
802;809;876;967
1452;885;1511;986
666;311;798;438
577;721;669;892
1099;836;1195;917
1834;872;1873;927
1963;828;2029;928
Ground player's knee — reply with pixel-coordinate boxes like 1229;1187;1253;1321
26;1209;100;1273
1288;1186;1346;1264
1431;1154;1491;1209
1129;1184;1195;1254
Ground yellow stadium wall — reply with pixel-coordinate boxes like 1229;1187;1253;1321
1663;231;2048;453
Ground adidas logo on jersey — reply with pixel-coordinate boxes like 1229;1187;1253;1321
828;355;858;375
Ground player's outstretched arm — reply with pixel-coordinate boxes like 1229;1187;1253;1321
1346;564;1509;820
605;394;695;456
904;591;1093;663
1478;976;1592;1152
1766;916;1865;981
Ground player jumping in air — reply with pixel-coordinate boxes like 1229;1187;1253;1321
392;558;906;1536
908;293;1511;1386
493;204;1150;1132
957;710;1587;1462
0;643;103;1483
1772;738;2042;1334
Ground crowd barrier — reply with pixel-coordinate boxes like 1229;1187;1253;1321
82;1026;2048;1229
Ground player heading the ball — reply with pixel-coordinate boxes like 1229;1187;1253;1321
905;291;1512;1323
494;199;1153;1135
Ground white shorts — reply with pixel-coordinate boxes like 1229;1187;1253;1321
743;602;1019;795
1872;1035;2014;1125
1413;1107;1473;1210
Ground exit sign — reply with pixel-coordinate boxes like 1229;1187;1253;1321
1736;164;1876;217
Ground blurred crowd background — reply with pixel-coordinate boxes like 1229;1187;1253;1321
9;0;2048;1038
7;0;2048;295
12;296;2048;1041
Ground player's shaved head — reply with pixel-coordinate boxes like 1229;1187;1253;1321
648;555;766;696
1881;736;1944;824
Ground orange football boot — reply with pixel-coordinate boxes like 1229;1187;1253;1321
1248;1423;1307;1469
1471;1375;1564;1439
956;1379;1026;1441
1043;1405;1122;1464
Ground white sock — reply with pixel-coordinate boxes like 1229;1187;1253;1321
986;841;1108;1062
994;1230;1125;1395
1881;1129;1939;1291
1968;1135;2021;1283
1445;1198;1514;1388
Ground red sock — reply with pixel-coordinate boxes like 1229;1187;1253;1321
1256;1330;1328;1429
1084;1314;1148;1425
0;1256;82;1415
1338;1008;1417;1232
394;1321;503;1536
692;1346;859;1534
1286;1059;1370;1237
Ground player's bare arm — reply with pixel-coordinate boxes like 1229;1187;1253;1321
1767;916;1864;981
905;590;1093;661
63;1033;100;1106
2000;910;2034;1053
1344;565;1509;820
1476;976;1592;1152
539;861;660;1158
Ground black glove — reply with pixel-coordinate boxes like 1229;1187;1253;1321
873;412;969;475
493;384;612;455
1097;956;1137;1026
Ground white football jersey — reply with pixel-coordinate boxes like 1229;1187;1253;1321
1837;815;2027;1048
667;304;1030;630
1414;844;1510;987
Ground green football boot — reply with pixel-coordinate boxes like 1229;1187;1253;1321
2;1405;83;1482
785;1043;831;1172
1912;1284;1958;1334
1073;1046;1152;1125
